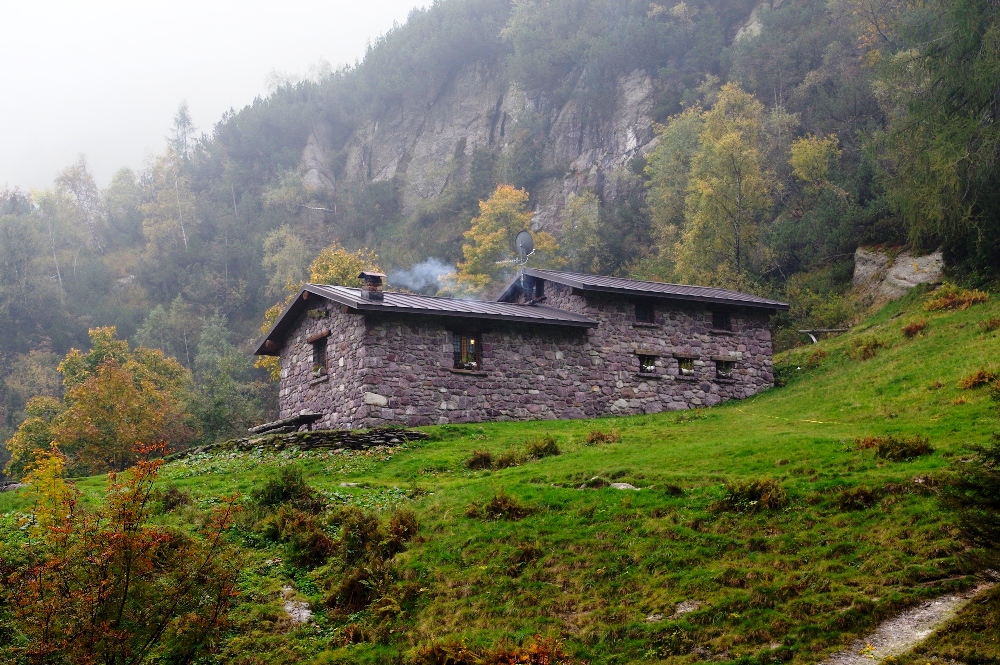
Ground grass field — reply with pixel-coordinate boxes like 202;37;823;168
3;285;999;664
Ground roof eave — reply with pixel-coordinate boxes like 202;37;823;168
522;269;789;311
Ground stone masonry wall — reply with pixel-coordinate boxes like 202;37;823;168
277;284;775;429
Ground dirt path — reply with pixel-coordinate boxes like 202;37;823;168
819;582;994;664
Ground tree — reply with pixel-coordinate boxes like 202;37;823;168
55;156;107;254
790;134;842;186
3;327;195;475
453;184;561;295
673;84;775;286
192;314;266;442
169;100;197;161
256;241;381;380
261;226;314;298
878;0;1000;270
141;150;198;252
1;448;239;664
642;107;705;279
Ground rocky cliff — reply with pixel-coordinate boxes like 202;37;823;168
301;64;659;237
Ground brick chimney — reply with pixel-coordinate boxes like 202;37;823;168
358;271;386;301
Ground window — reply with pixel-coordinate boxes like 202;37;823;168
635;303;655;324
453;333;481;371
638;355;657;374
311;337;328;377
712;310;731;330
716;360;736;379
678;357;695;376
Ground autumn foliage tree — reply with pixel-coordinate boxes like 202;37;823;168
0;447;239;664
3;327;194;476
452;184;561;296
256;241;381;380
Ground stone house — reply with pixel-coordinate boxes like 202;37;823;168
255;269;788;429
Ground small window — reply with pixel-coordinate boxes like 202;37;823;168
716;360;736;379
678;357;695;376
534;278;545;299
712;311;731;330
311;337;328;377
635;303;655;324
453;333;481;371
638;355;657;374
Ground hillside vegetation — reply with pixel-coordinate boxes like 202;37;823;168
3;287;998;663
3;0;998;470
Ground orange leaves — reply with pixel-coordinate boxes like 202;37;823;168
4;455;240;664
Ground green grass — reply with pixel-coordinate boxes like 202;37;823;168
4;286;1000;664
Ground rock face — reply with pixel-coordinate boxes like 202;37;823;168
302;65;658;233
274;282;775;430
853;247;944;302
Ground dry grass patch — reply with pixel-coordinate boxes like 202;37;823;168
848;336;889;360
980;317;1000;332
465;491;534;521
525;435;560;459
586;429;621;445
806;347;828;368
465;449;493;470
902;319;927;338
925;284;989;311
959;369;997;389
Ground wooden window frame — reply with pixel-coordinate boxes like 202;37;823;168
638;354;657;374
716;359;736;379
452;332;482;371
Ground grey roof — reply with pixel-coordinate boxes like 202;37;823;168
499;269;790;311
255;283;597;356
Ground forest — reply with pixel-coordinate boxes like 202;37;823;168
1;0;998;473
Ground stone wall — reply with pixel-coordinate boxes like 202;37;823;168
277;285;775;429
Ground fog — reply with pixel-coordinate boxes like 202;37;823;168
0;0;424;191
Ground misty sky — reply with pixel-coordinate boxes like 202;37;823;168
1;0;424;191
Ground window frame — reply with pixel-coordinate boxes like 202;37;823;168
716;359;736;379
310;336;328;377
638;354;657;374
678;357;695;376
712;310;731;331
452;332;482;371
635;303;655;324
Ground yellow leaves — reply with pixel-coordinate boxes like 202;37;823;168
23;446;74;536
453;184;563;296
790;135;842;184
4;397;61;477
309;242;381;286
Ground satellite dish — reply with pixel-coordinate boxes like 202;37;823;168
515;230;534;258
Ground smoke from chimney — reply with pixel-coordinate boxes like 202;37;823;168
389;258;453;294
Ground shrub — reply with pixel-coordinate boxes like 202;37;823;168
856;435;934;461
981;318;1000;332
466;491;534;521
940;437;1000;570
586;429;621;444
805;347;827;368
156;485;191;512
411;635;576;665
924;284;989;311
492;450;523;469
261;505;335;568
959;369;997;389
525;435;560;459
848;336;889;361
837;487;881;511
711;479;789;513
902;319;927;338
465;449;493;470
252;467;326;513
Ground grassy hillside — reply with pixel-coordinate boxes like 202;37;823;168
3;285;999;664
